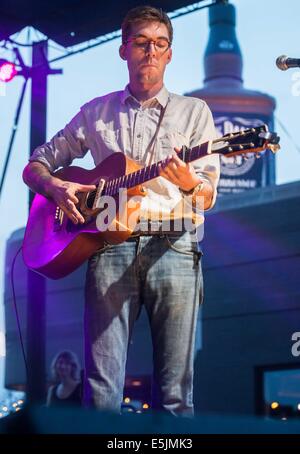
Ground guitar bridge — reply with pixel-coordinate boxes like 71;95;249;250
54;206;64;231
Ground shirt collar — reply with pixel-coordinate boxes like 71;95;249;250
120;84;169;108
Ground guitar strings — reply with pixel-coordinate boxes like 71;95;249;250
82;126;267;204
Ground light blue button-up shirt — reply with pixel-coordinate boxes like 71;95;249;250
30;85;220;224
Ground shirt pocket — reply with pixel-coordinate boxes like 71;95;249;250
158;130;189;156
95;127;121;153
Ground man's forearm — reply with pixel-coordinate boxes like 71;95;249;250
22;161;60;198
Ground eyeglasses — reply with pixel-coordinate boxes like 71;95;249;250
125;37;171;54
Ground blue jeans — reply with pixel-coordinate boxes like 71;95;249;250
83;232;203;416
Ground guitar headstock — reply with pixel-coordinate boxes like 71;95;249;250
212;125;280;157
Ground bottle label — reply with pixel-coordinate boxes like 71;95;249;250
214;114;275;194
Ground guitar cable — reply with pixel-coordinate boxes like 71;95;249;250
9;245;29;379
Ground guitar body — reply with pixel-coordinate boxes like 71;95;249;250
22;153;145;279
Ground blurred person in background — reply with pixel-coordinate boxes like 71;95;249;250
46;350;82;407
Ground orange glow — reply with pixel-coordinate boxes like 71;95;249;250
271;402;279;409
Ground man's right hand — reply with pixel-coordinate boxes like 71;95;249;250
47;180;96;224
23;162;96;225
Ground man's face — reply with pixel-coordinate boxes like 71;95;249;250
119;21;172;87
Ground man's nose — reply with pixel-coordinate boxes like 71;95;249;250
145;41;157;56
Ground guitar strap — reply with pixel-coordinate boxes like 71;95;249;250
145;97;170;167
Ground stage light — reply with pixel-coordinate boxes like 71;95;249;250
142;403;149;409
124;397;130;404
0;59;18;82
271;401;279;409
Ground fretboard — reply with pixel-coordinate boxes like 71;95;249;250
103;141;210;196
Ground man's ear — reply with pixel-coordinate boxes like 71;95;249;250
119;44;127;61
166;48;172;64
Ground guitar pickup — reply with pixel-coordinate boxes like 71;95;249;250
93;178;106;210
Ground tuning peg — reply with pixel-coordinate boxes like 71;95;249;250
239;145;244;150
269;144;280;153
249;142;255;147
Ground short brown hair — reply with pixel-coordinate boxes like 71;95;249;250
121;5;173;45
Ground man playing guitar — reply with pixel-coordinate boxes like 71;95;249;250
23;5;220;415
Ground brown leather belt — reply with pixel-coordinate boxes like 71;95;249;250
128;219;192;238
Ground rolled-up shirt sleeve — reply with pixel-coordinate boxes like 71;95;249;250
29;108;90;173
189;100;220;210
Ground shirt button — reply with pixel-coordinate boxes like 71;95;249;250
137;134;142;138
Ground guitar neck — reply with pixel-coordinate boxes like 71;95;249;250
101;123;280;197
103;141;211;196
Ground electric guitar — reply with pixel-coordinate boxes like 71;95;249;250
22;125;280;279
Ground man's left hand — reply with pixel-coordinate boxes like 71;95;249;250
158;147;201;192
